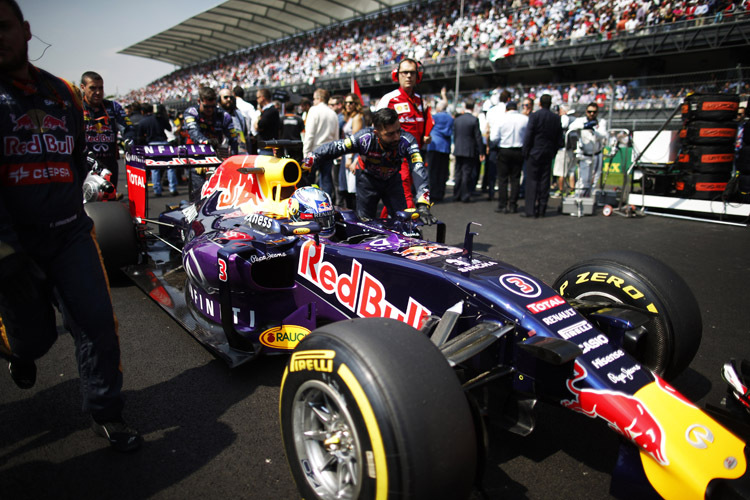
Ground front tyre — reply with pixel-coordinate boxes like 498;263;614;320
280;317;477;500
553;250;702;380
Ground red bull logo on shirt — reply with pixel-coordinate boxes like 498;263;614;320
11;112;68;133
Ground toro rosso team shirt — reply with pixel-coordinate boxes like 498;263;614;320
376;88;433;148
0;66;87;250
311;127;429;201
183;105;239;155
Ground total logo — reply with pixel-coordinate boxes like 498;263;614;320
526;295;566;314
298;240;430;329
499;274;542;298
128;170;146;188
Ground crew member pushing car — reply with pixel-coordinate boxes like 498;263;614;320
0;0;140;451
303;108;436;224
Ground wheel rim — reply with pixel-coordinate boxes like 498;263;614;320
292;379;363;500
573;290;670;376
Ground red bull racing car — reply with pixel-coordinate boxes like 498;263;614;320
86;142;750;500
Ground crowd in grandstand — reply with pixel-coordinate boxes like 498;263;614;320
123;0;748;105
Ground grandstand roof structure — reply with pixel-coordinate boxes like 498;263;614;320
118;0;413;67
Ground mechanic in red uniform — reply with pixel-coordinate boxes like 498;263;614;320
376;58;434;210
303;108;436;224
0;0;141;452
80;70;135;189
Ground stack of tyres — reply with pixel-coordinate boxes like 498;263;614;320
677;94;739;200
736;112;750;203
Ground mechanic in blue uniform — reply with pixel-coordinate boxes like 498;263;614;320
303;108;436;224
183;86;240;200
80;70;134;189
0;0;140;451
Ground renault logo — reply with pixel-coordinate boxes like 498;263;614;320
685;424;714;449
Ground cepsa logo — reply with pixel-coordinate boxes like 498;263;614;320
4;162;73;185
298;240;430;329
259;325;310;350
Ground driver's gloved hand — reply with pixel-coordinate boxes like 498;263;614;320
416;202;437;225
302;154;316;171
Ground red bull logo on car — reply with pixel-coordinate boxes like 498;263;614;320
562;361;668;465
201;157;265;209
298;240;430;329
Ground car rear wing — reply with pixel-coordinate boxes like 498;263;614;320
125;144;222;218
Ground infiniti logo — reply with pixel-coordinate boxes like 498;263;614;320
685;424;714;449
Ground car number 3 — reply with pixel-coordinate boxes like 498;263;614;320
218;259;228;282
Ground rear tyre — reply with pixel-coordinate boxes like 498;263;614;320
280;317;477;500
84;201;139;279
553;251;702;380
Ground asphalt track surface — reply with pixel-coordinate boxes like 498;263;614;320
2;165;749;500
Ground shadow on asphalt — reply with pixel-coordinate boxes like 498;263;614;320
0;355;288;499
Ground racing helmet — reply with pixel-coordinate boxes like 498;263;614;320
287;186;335;235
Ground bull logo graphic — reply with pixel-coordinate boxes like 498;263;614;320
561;361;668;465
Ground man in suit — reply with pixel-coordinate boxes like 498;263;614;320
254;88;280;155
452;99;485;203
521;94;563;218
425;99;453;202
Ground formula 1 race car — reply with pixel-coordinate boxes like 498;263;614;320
86;143;750;500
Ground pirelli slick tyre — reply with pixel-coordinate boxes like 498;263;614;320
680;94;739;122
679;121;738;146
677;145;735;174
553;251;702;381
280;317;477;500
84;201;139;279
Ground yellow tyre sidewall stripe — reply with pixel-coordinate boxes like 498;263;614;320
338;362;388;500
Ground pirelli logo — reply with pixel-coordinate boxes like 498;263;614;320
558;320;593;340
698;128;735;138
701;101;738;111
700;154;733;163
289;350;335;373
679;153;733;164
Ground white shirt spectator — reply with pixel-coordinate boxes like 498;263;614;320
235;96;256;137
303;101;339;157
485;102;507;146
491;108;528;148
